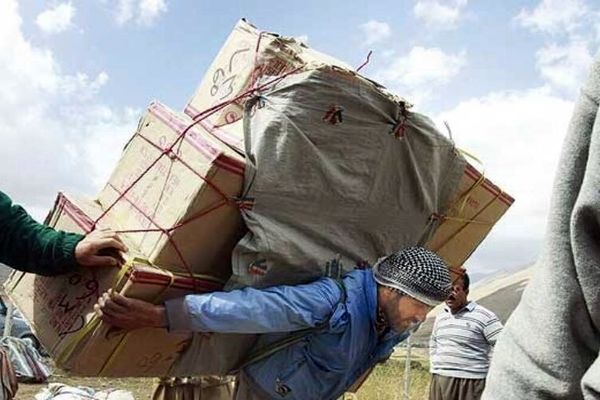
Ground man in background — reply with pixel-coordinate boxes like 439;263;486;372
429;272;503;400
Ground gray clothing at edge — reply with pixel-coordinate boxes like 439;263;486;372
482;56;600;399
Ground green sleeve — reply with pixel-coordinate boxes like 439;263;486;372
0;191;84;276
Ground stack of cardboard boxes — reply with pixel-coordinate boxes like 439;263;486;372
6;103;246;376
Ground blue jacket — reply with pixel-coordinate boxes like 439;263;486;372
165;269;409;399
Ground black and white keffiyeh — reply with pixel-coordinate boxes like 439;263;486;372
372;247;451;307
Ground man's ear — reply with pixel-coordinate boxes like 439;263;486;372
378;286;393;302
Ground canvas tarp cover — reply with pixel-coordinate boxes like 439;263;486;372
229;66;467;288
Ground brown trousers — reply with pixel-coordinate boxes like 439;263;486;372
429;374;485;400
152;376;235;400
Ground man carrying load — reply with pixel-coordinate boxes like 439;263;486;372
96;246;451;399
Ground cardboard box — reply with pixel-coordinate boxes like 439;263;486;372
5;193;224;376
183;19;351;153
65;262;221;376
425;162;514;278
5;193;125;361
97;101;245;280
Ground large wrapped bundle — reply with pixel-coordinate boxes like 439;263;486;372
5;193;223;376
228;66;466;288
183;22;514;288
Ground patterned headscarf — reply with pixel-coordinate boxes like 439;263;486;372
372;247;451;307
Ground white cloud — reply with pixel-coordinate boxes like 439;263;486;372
36;2;75;34
515;0;588;35
436;87;574;269
114;0;167;26
360;20;391;46
115;0;135;25
413;0;468;29
375;46;467;104
515;1;599;98
59;71;110;100
536;40;594;96
138;0;167;26
0;0;137;219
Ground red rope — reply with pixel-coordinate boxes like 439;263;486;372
249;31;267;90
167;199;230;233
356;50;373;73
135;132;232;202
189;66;303;123
106;184;170;236
94;32;303;288
107;185;229;282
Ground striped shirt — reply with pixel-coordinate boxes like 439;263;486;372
429;301;503;379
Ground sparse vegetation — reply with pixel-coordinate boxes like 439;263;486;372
17;355;432;399
349;356;431;400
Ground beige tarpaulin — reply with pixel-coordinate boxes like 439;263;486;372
230;66;466;289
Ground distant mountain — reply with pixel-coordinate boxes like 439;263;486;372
411;265;533;346
466;271;490;284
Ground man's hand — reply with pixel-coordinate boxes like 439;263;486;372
94;289;168;330
75;229;128;268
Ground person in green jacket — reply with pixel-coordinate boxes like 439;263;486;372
0;190;127;276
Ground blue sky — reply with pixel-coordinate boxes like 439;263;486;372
17;0;547;113
2;0;599;276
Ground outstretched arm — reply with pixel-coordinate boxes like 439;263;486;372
96;277;343;334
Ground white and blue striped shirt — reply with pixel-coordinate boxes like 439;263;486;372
429;301;503;379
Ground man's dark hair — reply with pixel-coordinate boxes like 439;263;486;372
460;272;470;291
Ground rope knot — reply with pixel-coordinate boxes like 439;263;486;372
323;105;344;125
390;102;409;139
248;259;268;276
391;120;406;138
234;197;254;211
247;95;266;113
163;148;178;160
430;212;445;222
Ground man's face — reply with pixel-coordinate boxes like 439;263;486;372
379;288;432;333
445;277;468;312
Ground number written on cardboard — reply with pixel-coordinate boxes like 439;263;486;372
210;47;250;101
55;273;100;336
